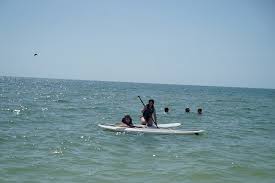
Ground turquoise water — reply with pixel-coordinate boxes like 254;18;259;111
1;76;275;183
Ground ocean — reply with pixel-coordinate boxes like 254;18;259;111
0;76;275;183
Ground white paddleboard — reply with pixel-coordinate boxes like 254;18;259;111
103;123;181;129
135;123;181;128
98;124;204;135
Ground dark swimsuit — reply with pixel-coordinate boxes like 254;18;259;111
143;104;155;122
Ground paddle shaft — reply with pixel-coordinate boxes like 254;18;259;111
138;96;146;107
137;96;158;128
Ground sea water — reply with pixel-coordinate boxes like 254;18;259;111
0;76;275;183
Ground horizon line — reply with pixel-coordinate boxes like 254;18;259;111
1;74;274;90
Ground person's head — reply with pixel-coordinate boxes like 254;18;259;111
122;115;133;126
164;107;169;113
197;108;202;114
185;108;190;113
148;99;154;107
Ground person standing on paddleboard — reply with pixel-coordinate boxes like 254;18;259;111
141;99;157;127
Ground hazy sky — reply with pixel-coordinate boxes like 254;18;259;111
0;0;274;89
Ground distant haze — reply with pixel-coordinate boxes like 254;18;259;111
0;0;274;89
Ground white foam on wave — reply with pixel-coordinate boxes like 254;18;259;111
41;107;48;111
52;148;63;155
13;109;20;115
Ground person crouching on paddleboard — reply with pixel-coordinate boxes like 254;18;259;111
141;99;158;127
117;115;135;128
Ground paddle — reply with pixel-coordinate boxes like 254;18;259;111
138;96;158;128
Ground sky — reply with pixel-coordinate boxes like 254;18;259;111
0;0;274;89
